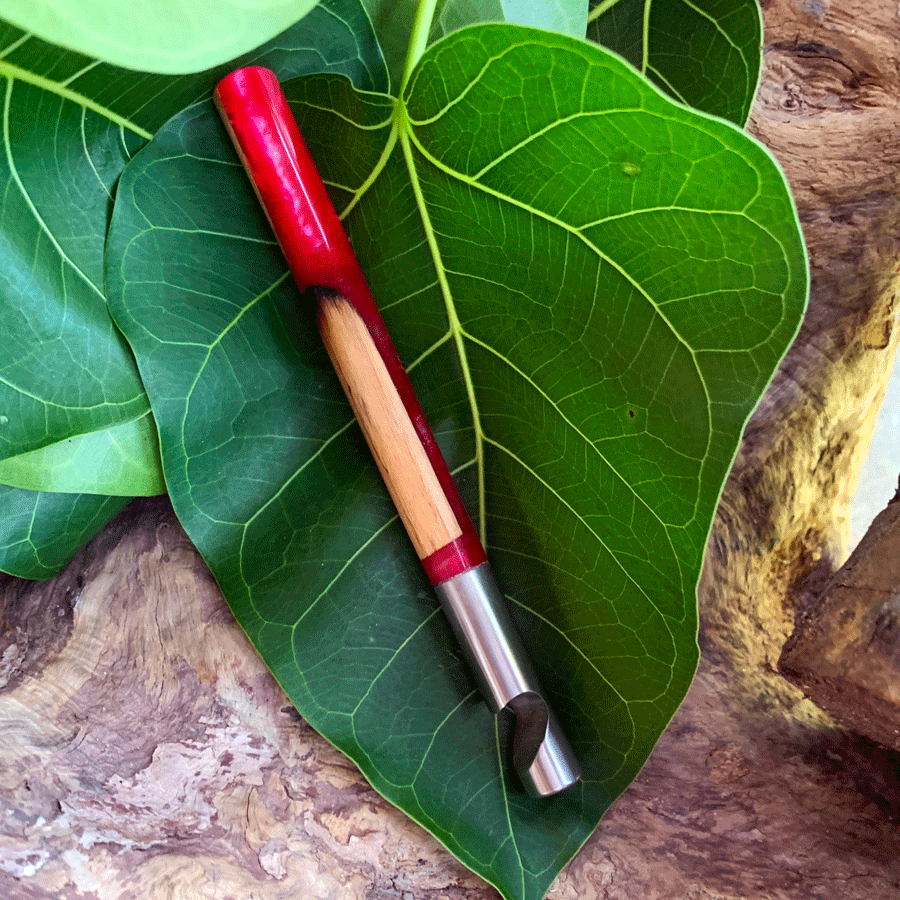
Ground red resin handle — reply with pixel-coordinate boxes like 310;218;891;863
214;66;485;584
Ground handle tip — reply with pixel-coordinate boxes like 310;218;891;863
214;65;279;110
213;65;357;297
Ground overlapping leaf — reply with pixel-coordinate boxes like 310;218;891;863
107;23;806;899
0;0;318;75
363;0;589;87
0;0;387;575
588;0;762;124
0;412;162;495
0;486;129;579
0;3;384;464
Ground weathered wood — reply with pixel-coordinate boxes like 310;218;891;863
3;499;900;899
701;0;900;705
780;485;900;751
3;0;900;897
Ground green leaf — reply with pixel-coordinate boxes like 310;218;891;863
0;1;385;463
107;24;806;900
0;412;163;496
363;0;588;88
0;0;386;577
0;486;129;578
587;0;762;125
0;0;320;75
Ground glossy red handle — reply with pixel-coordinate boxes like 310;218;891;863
214;67;486;584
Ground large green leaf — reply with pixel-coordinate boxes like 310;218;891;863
0;2;385;465
363;0;588;88
0;0;386;576
107;24;806;900
0;0;319;75
0;486;129;578
0;412;163;495
587;0;762;125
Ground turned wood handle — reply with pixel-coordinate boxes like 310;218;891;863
213;66;486;585
316;288;462;558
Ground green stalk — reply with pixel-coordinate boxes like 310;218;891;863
587;0;626;23
642;0;651;73
400;0;440;93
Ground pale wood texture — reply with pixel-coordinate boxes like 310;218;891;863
318;291;463;558
3;0;900;897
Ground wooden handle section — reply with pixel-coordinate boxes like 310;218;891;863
318;290;463;558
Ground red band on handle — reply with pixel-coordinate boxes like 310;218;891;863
214;67;486;584
421;535;489;585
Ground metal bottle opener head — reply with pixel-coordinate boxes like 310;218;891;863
435;563;582;797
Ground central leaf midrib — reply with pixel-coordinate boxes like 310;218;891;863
395;88;529;887
397;112;487;544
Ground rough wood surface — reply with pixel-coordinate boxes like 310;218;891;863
3;0;900;897
4;500;900;900
780;485;900;751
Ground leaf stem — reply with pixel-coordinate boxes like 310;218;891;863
642;0;651;73
587;0;626;24
400;0;440;93
396;119;487;545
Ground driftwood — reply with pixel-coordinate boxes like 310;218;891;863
780;485;900;752
3;0;900;896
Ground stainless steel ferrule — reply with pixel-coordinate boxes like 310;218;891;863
434;562;582;797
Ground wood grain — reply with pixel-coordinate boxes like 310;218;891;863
780;487;900;750
317;291;463;559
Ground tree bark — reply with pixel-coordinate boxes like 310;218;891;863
4;0;900;897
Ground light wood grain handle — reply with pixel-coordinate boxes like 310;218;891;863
318;291;463;559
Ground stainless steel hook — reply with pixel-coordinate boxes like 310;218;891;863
435;563;582;797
